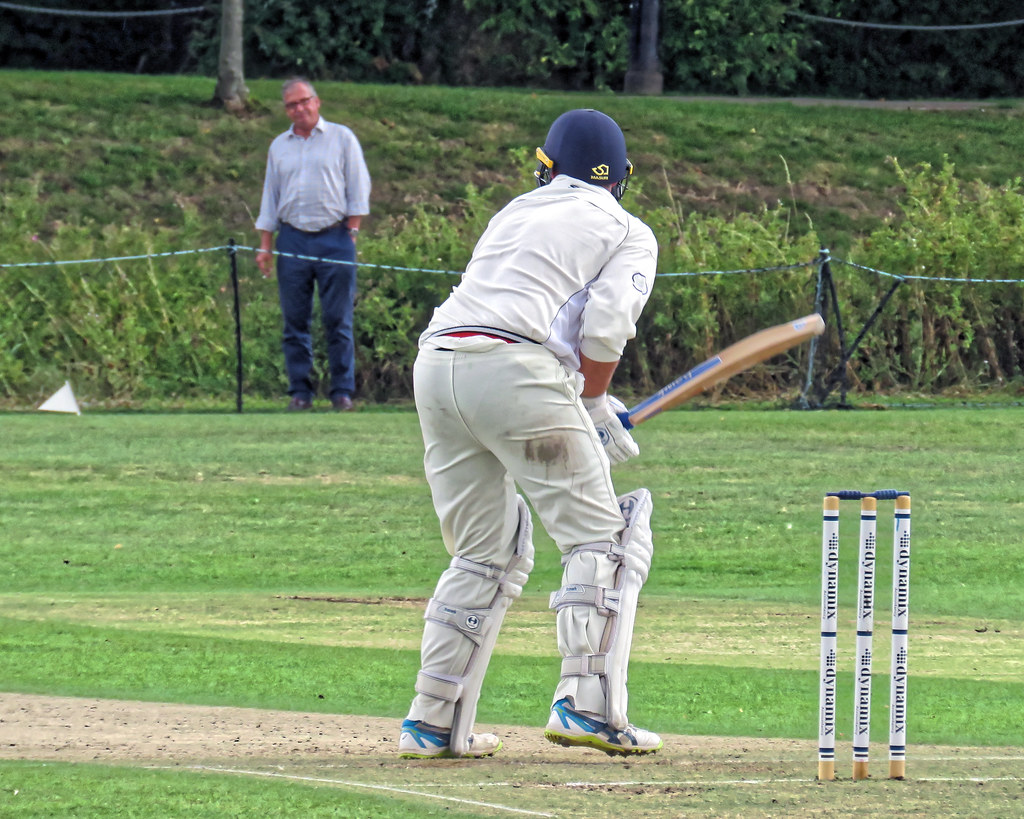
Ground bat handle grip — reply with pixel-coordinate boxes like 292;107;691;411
617;410;634;431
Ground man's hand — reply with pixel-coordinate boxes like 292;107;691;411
583;394;639;465
256;249;274;278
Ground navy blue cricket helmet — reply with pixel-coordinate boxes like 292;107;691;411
535;109;633;200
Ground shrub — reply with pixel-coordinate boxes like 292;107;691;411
841;158;1024;391
5;152;1023;406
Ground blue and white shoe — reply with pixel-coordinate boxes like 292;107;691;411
544;698;662;756
398;719;502;759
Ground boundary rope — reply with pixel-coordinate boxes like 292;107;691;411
0;2;206;17
790;11;1024;32
2;244;1022;285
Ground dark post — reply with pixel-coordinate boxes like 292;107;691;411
808;250;904;409
832;276;903;407
228;239;243;413
624;0;664;95
798;248;831;408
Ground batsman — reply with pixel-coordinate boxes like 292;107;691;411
399;108;662;758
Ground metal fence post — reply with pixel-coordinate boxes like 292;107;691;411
228;239;243;413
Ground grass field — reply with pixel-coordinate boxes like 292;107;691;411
4;68;1024;815
1;407;1022;816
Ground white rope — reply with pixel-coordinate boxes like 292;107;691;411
791;11;1024;32
0;246;230;269
0;1;206;17
2;244;1022;284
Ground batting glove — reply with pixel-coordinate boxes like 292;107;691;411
583;394;639;465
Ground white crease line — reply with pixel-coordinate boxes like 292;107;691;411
416;779;814;788
154;765;553;817
564;778;813;786
153;765;1024;801
554;775;1024;787
913;756;1024;761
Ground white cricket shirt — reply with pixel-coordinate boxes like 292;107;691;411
421;175;658;369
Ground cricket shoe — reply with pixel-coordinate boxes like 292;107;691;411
544;698;663;756
398;719;502;759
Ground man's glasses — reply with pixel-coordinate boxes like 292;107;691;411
284;96;316;112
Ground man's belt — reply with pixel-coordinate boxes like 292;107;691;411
281;220;348;235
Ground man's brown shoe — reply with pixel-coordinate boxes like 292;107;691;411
331;395;354;411
287;396;313;411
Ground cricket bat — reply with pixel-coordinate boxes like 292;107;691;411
619;313;825;429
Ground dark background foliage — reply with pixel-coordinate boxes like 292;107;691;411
800;0;1024;99
0;0;200;74
2;1;1022;97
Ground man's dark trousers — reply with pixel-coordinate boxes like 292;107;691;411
276;222;357;402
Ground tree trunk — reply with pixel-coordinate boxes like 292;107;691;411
213;0;248;111
624;0;663;95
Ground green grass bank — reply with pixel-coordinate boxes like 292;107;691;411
3;72;1024;406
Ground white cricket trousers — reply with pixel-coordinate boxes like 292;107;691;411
408;342;627;728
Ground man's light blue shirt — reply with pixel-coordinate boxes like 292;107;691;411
256;117;371;233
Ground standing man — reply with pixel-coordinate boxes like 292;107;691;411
398;109;662;759
256;78;371;411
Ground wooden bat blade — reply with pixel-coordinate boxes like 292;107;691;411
624;313;825;427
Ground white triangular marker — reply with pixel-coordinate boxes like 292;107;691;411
39;381;81;415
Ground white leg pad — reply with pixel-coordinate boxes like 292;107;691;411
416;495;534;756
551;488;653;730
